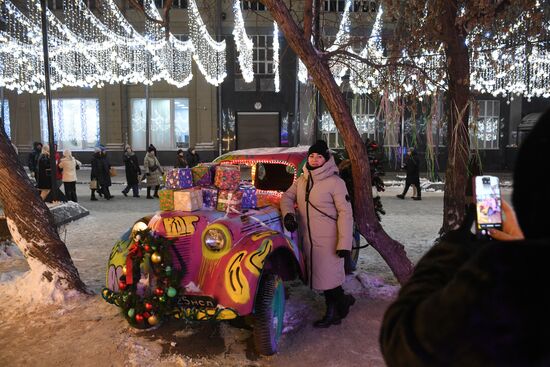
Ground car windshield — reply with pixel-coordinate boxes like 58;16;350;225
239;163;295;192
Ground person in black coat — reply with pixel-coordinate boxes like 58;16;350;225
36;145;52;199
185;146;200;168
91;147;113;200
380;111;550;366
174;149;188;168
397;147;421;200
27;141;42;179
122;145;141;198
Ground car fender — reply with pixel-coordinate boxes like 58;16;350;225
202;230;304;316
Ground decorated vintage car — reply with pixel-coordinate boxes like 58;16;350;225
102;147;359;355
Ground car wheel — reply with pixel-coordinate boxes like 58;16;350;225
344;230;361;275
253;273;285;356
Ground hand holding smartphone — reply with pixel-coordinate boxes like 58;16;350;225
474;175;503;240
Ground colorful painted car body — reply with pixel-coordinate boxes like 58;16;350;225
106;147;309;323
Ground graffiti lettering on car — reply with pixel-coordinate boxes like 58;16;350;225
225;251;250;304
246;239;273;276
163;216;199;237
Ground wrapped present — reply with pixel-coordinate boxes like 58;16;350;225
202;186;218;209
158;189;175;211
239;184;257;209
192;164;214;187
214;165;241;190
174;188;203;212
166;168;193;189
216;190;243;213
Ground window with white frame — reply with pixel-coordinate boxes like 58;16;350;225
324;0;378;12
241;1;266;11
252;35;274;75
39;98;100;150
154;0;187;8
320;111;344;148
471;100;500;150
2;100;10;139
130;98;189;151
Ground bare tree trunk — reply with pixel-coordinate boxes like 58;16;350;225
0;132;88;294
441;1;471;233
264;0;413;284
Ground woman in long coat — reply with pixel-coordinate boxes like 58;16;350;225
280;140;355;328
36;145;52;199
122;145;141;197
143;145;163;199
58;149;81;202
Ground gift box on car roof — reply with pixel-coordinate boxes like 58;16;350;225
192;163;216;187
216;190;243;213
214;165;241;190
174;188;203;212
166;168;193;189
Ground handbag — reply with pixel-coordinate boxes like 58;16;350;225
89;179;98;190
109;167;117;177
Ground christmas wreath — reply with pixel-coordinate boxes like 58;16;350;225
102;229;184;328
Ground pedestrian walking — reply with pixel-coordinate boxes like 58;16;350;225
174;149;188;168
27;141;42;180
58;149;81;202
91;147;113;200
122;145;141;198
36;144;52;200
144;144;163;199
397;147;421;200
280;140;356;328
185;146;200;168
380;110;550;366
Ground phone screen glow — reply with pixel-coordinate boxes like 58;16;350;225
475;176;502;229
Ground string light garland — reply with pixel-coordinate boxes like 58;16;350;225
273;21;280;92
327;0;352;86
232;0;254;83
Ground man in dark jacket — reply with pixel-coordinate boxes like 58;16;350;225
27;141;42;178
397;147;421;200
185;146;200;168
380;111;550;366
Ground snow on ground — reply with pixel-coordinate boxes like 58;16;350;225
0;181;513;367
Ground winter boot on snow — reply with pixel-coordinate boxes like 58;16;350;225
146;187;153;199
337;293;356;319
90;189;98;201
314;291;342;328
153;185;160;198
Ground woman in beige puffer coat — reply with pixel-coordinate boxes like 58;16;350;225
144;144;163;199
280;140;355;328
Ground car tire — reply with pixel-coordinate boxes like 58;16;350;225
253;273;285;356
344;230;361;275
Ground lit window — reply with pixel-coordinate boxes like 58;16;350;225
351;95;377;140
241;1;266;11
252;35;274;75
471;100;500;150
39;98;100;150
154;0;187;8
130;98;189;150
324;0;378;12
2;100;10;139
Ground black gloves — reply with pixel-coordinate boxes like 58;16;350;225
283;213;298;232
336;249;350;258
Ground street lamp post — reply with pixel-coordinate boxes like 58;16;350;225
39;0;57;201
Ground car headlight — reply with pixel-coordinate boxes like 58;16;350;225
204;228;227;251
202;224;232;257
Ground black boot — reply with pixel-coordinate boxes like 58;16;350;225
313;292;341;328
90;190;98;201
336;293;356;319
146;187;153;199
153;185;160;198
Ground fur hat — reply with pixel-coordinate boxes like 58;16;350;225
308;140;330;161
512;109;550;239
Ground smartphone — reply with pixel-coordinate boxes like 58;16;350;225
474;175;503;239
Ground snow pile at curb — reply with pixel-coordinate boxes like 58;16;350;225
356;273;399;300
